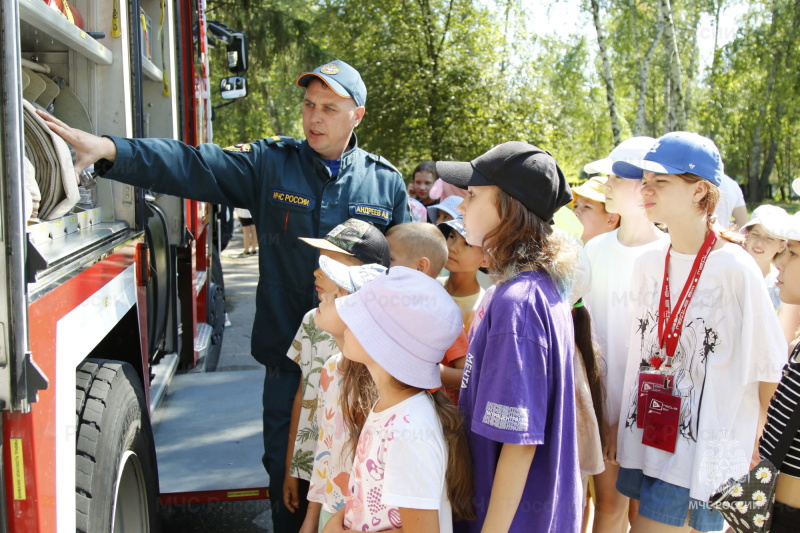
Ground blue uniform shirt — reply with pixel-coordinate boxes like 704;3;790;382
100;133;409;368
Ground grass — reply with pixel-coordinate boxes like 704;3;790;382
553;207;583;240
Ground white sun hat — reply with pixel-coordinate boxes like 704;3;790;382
336;266;462;389
740;204;788;235
319;255;387;294
584;136;656;178
760;210;800;242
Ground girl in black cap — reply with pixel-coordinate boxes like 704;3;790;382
437;141;582;533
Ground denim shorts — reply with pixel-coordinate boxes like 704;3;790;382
616;467;724;532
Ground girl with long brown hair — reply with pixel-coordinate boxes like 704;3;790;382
437;142;583;532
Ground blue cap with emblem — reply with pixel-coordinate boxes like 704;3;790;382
611;131;723;186
296;59;367;107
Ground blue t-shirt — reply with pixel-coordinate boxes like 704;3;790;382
456;270;581;533
322;158;341;177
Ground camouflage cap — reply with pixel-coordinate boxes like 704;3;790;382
299;218;390;268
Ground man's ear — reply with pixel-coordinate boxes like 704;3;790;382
607;212;621;228
417;256;431;275
353;106;366;127
479;254;490;269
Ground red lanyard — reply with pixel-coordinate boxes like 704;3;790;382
653;231;718;370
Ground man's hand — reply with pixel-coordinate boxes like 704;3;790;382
283;475;300;513
36;110;117;172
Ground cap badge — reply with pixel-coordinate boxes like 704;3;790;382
320;64;340;75
649;141;661;153
688;163;696;169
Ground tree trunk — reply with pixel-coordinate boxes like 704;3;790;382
749;35;779;203
664;75;674;133
760;136;779;200
685;9;702;114
634;21;664;136
659;0;686;130
704;0;724;138
748;123;763;203
590;0;621;145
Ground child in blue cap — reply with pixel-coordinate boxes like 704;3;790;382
611;132;786;532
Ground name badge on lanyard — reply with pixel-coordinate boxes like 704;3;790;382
639;230;718;453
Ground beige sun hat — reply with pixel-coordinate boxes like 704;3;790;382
570;176;608;206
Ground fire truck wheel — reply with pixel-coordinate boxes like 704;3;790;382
76;359;160;533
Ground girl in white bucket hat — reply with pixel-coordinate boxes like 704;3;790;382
323;266;476;533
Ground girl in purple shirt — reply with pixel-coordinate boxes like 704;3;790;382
437;142;582;533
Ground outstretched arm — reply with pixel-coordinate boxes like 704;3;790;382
37;110;117;171
42;109;263;209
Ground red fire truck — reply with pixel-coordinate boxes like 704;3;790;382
0;1;261;531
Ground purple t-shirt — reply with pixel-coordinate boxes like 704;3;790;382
456;270;581;533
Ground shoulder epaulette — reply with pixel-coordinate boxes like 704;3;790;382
365;152;399;173
263;135;300;149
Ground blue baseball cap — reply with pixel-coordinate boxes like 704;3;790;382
438;214;467;240
428;195;463;222
611;132;723;186
296;59;367;107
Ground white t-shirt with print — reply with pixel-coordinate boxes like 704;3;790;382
308;353;350;513
344;392;451;532
616;241;786;501
584;228;669;427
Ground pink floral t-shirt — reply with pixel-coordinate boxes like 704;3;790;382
343;392;452;532
308;353;350;513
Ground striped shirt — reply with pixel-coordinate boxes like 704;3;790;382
760;354;800;479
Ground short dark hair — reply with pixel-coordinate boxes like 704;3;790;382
412;161;438;180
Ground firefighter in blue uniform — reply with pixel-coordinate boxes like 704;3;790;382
41;59;409;532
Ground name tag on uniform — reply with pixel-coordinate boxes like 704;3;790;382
271;189;313;209
350;204;390;224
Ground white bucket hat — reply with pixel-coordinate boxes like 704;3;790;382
761;211;800;242
740;204;788;235
319;255;387;294
584;136;656;178
336;266;463;389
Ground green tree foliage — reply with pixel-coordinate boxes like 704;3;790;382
705;0;800;201
204;0;800;200
207;0;326;145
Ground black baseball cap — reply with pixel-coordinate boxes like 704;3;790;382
299;218;390;268
436;141;572;223
296;60;367;107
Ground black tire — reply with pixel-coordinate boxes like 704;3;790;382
76;359;160;533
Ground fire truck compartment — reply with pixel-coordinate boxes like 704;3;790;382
152;367;268;496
